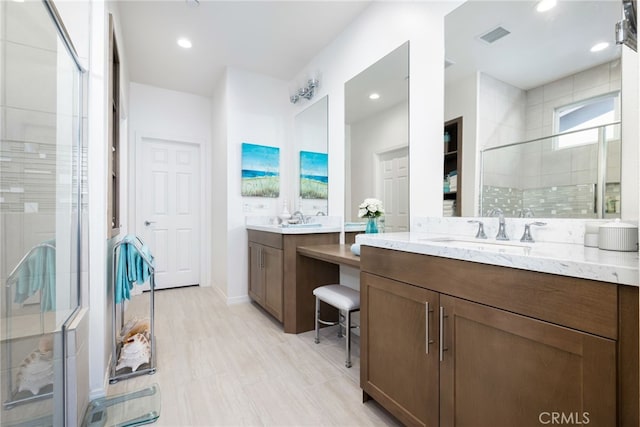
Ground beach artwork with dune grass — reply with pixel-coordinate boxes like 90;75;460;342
300;150;328;199
241;143;280;197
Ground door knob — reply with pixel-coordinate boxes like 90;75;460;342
144;220;156;226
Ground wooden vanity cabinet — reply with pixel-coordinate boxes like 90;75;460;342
361;273;439;426
439;294;616;427
360;245;638;427
247;230;340;333
248;239;284;321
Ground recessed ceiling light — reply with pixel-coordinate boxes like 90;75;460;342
590;42;609;52
12;0;25;3
369;93;380;100
177;38;192;49
536;0;557;12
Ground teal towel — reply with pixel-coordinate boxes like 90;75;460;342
115;235;155;304
14;241;56;311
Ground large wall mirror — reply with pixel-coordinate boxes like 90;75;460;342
345;41;410;231
295;95;328;215
445;1;628;218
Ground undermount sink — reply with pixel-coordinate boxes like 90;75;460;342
280;223;322;228
420;237;533;255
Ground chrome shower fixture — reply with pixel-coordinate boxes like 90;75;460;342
616;0;637;51
290;79;319;104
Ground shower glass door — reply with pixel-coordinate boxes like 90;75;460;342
0;0;84;425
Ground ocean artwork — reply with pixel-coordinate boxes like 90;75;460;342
300;151;328;199
241;143;280;197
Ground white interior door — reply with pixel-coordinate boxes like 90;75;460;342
136;137;200;289
378;147;409;232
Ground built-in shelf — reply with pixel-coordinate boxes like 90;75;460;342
444;117;462;216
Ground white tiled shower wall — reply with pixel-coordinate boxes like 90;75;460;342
481;61;621;203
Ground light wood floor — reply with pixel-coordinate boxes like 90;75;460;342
107;286;400;426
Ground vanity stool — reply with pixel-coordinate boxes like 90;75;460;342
312;284;360;368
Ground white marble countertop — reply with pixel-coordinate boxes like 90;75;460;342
246;223;342;234
246;215;343;234
356;232;639;286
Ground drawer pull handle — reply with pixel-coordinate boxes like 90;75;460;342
425;301;434;354
439;306;447;362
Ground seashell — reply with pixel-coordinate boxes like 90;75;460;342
116;333;150;372
119;317;150;343
16;348;54;395
38;334;54;354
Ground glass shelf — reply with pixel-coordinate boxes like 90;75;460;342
82;384;160;427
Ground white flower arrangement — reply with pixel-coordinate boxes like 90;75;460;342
358;198;384;219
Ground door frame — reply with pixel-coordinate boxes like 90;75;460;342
129;131;210;289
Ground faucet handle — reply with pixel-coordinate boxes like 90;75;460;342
468;220;487;239
520;222;547;243
519;208;534;218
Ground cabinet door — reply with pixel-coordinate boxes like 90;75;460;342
439;295;616;427
263;245;283;322
248;243;264;305
361;272;439;427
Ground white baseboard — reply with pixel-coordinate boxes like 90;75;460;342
227;294;251;305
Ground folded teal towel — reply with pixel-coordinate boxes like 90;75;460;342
14;240;56;311
115;235;155;304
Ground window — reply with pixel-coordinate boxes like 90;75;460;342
108;14;120;236
554;92;620;149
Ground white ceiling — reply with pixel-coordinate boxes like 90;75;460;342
445;1;622;90
345;42;409;124
116;0;372;97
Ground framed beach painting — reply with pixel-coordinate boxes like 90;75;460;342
241;143;280;197
299;150;328;199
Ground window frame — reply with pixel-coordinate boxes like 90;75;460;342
552;91;621;150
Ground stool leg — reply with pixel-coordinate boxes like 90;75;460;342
337;310;344;338
314;296;320;344
345;310;352;368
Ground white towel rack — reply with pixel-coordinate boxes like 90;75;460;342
109;236;156;383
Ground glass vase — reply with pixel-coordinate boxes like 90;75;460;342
365;217;379;234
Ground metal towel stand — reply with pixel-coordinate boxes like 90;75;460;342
109;236;156;383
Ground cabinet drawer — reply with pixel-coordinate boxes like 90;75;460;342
248;230;283;249
361;246;618;339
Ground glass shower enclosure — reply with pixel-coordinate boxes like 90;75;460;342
1;0;85;425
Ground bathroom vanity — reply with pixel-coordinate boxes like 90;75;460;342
357;234;639;427
246;225;342;333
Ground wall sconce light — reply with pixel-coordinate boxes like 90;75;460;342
290;79;319;104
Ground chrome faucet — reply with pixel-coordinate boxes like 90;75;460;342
520;222;547;243
291;211;306;224
489;208;509;241
519;208;534;218
467;220;487;239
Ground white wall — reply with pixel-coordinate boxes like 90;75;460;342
222;68;292;303
622;46;639;221
211;71;228;296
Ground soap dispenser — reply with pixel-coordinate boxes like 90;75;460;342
279;199;291;223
